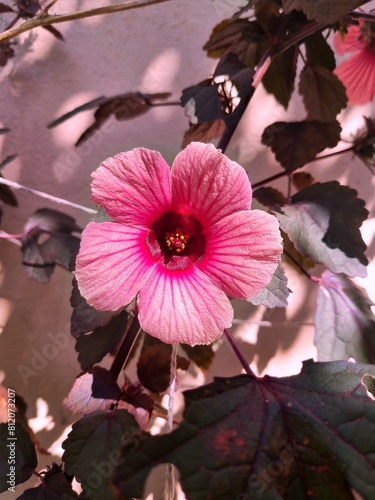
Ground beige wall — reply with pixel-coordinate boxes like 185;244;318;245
0;1;374;497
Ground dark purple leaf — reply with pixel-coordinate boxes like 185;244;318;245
203;18;266;68
75;311;128;369
47;96;107;128
17;0;40;17
0;41;15;67
23;208;81;236
315;270;375;363
299;65;347;121
304;30;336;71
291;181;368;265
249;263;289;308
62;410;139;500
182;119;226;148
70;279;116;337
253;186;287;211
0;181;17;206
113;361;375;499
137;339;189;394
282;0;364;23
262;45;298;109
21;209;81;283
42;24;64;41
277;181;368;277
17;463;79;499
353;116;375;173
261;120;342;171
91;366;121;400
22;233;80;283
75;92;170;146
0;3;15;13
180;343;216;373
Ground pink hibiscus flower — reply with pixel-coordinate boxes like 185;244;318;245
334;20;375;105
75;142;282;345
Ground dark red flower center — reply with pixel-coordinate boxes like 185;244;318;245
151;212;206;263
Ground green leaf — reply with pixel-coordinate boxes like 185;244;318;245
0;423;37;493
315;270;375;363
282;0;364;23
17;464;79;499
75;311;128;370
262;46;298;109
62;410;139;500
261;120;341;171
112;361;375;499
277;182;368;277
249;263;289;308
299;65;347;121
304;31;336;71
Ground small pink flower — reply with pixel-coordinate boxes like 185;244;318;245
76;143;282;345
334;21;375;105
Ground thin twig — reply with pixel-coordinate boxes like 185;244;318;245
283;249;313;281
43;0;60;15
224;328;255;376
110;315;141;380
0;0;174;43
0;177;97;214
252;146;356;189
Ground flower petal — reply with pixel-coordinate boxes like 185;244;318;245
91;148;172;226
334;48;375;105
76;221;155;311
138;264;233;345
333;23;364;55
171;142;252;227
197;210;282;299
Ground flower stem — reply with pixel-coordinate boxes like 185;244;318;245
283;249;313;281
0;0;175;43
0;177;97;214
252;146;356;189
224;328;255;376
110;314;141;380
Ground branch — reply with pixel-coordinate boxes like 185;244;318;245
0;0;173;43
